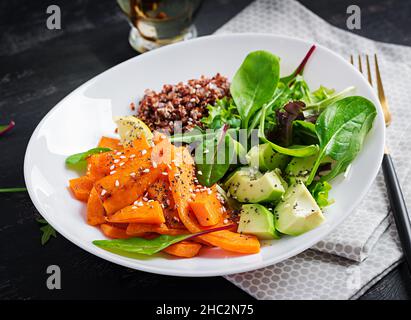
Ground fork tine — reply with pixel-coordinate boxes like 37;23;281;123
350;55;354;65
374;54;392;126
366;54;373;86
358;55;363;73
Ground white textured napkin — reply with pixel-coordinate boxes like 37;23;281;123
216;0;411;299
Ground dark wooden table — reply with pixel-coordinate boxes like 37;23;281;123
1;0;411;300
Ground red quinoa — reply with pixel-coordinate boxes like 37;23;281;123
137;73;230;134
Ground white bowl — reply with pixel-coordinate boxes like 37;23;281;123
24;34;385;277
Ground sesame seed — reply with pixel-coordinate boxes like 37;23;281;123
110;165;115;170
116;152;122;156
197;170;203;175
114;159;120;163
143;197;149;202
141;149;147;155
115;180;120;187
131;206;137;209
223;219;228;224
120;155;126;159
130;154;136;158
162;172;168;176
152;161;158;168
143;168;150;173
119;162;125;167
110;170;116;175
130;172;136;177
101;189;107;196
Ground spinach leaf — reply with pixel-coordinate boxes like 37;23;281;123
259;104;318;157
0;187;27;193
36;218;57;245
93;224;233;256
195;125;234;187
170;126;238;144
309;181;334;208
293;120;319;145
230;51;280;129
65;147;111;166
306;96;377;185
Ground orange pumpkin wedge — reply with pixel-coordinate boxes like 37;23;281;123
86;187;106;225
126;223;188;236
98;136;122;150
69;175;94;202
100;223;131;239
107;200;165;224
163;241;202;258
189;187;223;227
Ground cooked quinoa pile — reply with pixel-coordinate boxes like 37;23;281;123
137;73;230;134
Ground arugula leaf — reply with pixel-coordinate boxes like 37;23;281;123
230;51;280;129
0;187;27;193
306;96;377;185
201;97;241;130
258;104;318;157
195;125;234;187
36;218;57;245
93;224;233;256
310;181;334;208
65;147;111;166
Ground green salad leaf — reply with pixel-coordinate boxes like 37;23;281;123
230;51;280;129
259;104;319;157
65;147;111;166
310;181;334;208
201;97;241;130
93;224;233;256
195;125;234;187
306;96;377;185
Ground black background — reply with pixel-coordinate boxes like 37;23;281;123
1;0;411;300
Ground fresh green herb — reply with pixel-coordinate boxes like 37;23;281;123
170;126;239;144
65;147;111;166
306;96;377;185
230;51;280;129
93;224;233;256
0;187;27;193
36;218;57;245
258;104;318;157
201;97;241;130
310;181;334;208
195;125;234;187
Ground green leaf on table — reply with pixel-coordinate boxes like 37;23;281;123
36;218;57;245
0;187;27;193
65;147;111;166
93;224;233;256
306;96;377;185
230;50;280;129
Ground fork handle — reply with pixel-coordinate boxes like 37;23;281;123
382;153;411;271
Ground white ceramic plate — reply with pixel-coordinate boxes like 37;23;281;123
24;34;385;277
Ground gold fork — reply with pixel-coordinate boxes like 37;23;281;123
351;54;411;271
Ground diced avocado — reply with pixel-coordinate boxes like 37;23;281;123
285;155;334;184
274;182;325;236
285;154;317;183
238;204;280;240
247;144;290;171
225;167;286;203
